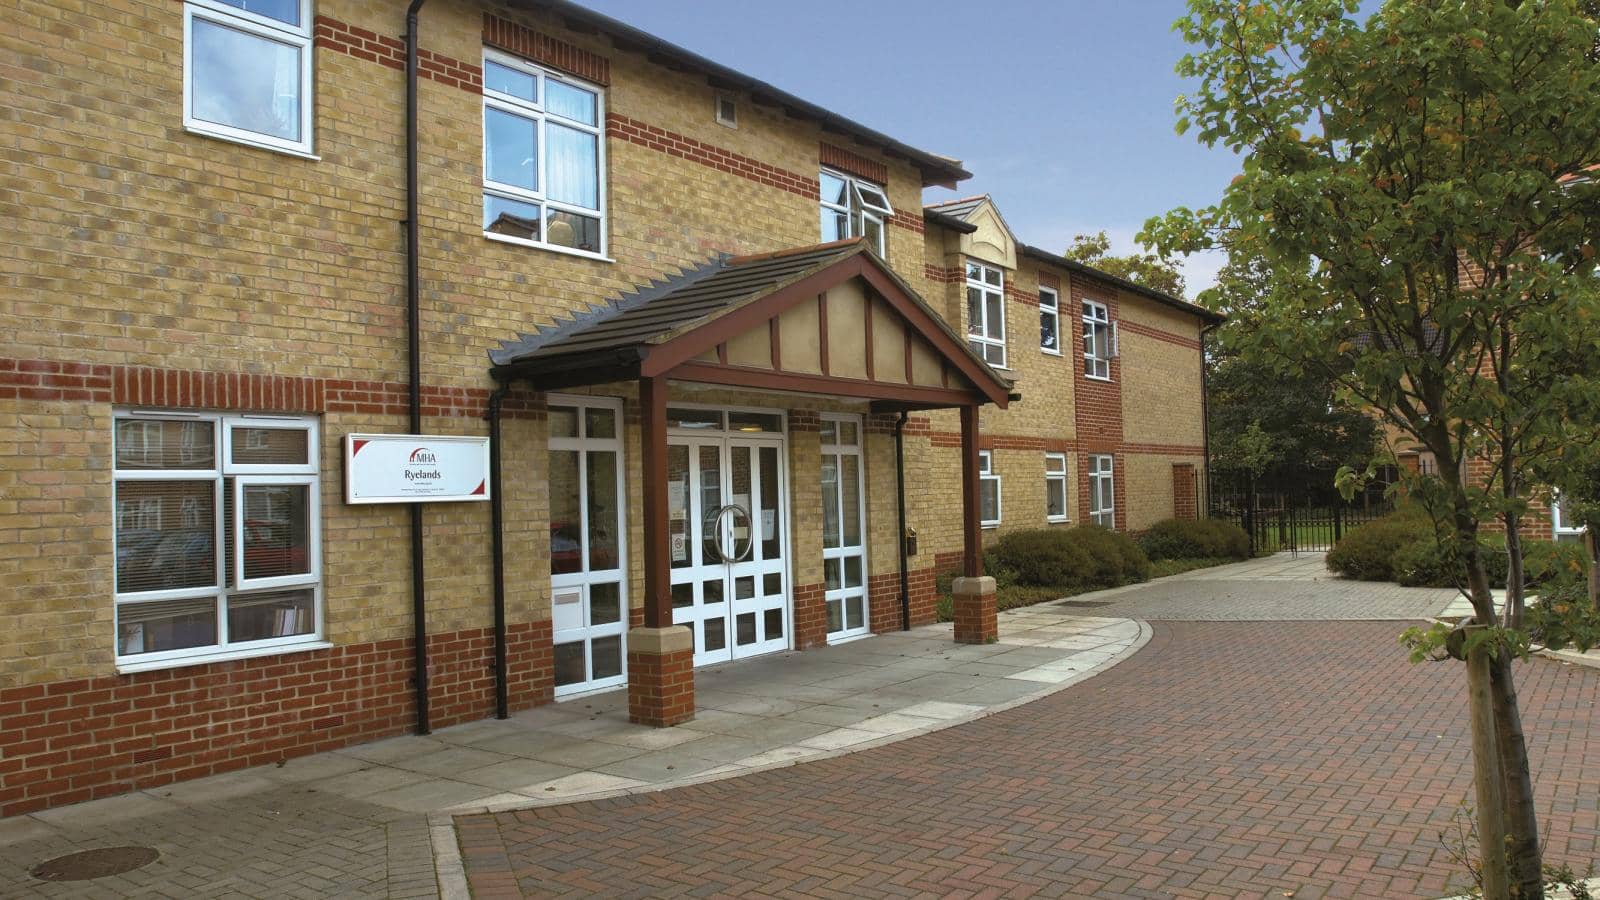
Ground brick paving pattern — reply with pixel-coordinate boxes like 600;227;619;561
458;621;1600;899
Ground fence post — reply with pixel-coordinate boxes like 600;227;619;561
1245;478;1257;556
1333;503;1343;543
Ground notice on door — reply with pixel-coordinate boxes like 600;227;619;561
344;433;490;504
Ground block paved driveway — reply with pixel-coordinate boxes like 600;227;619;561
458;559;1600;899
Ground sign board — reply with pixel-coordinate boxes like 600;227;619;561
344;433;490;504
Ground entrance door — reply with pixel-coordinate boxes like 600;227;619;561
668;418;788;667
820;415;869;640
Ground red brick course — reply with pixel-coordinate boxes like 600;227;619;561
951;584;997;644
606;113;816;199
315;17;483;92
791;581;827;649
483;13;610;85
0;620;552;818
819;142;888;186
626;644;695;727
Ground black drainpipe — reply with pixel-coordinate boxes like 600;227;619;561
1199;321;1221;516
405;0;430;735
895;410;910;631
487;381;509;720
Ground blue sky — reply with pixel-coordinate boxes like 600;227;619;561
574;0;1242;296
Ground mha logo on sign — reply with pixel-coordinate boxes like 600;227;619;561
345;434;491;504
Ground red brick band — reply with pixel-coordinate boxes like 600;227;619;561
1;357;544;419
923;429;1201;457
924;263;963;284
607;113;816;199
1117;319;1202;351
484;13;610;85
820;142;889;185
1006;284;1040;308
314;16;483;92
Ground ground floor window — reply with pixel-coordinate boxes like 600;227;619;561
1045;453;1068;523
1551;493;1587;544
979;450;1001;527
548;396;627;694
821;415;868;639
1088;454;1115;528
113;411;321;669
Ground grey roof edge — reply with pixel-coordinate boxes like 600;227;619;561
488;255;728;366
511;0;970;187
1020;244;1225;325
922;206;978;234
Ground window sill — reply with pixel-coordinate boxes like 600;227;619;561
981;522;999;530
1046;517;1070;525
484;231;615;263
184;125;319;161
1084;373;1114;383
116;639;333;674
1040;349;1063;357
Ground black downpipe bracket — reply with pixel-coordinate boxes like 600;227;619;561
488;383;509;720
405;0;430;735
895;411;910;631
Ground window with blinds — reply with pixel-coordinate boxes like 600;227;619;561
113;412;321;667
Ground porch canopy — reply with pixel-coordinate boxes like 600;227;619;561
488;239;1012;717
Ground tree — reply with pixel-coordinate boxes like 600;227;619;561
1063;231;1188;297
1144;2;1600;895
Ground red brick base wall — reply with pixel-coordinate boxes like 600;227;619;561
868;572;901;634
792;582;827;649
0;620;554;817
953;587;998;645
627;645;695;727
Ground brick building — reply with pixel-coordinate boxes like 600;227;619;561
0;0;1219;814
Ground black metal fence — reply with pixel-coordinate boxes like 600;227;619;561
1208;472;1396;555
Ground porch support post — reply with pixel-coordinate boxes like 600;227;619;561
953;403;996;644
628;375;696;726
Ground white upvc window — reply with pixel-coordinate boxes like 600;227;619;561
183;0;315;156
1088;454;1115;528
1551;493;1587;543
966;261;1007;368
1040;287;1062;355
979;450;1002;528
482;49;608;259
1082;299;1117;380
113;412;323;672
819;168;892;257
1045;453;1069;523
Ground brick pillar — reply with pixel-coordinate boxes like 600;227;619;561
951;575;997;644
627;625;695;727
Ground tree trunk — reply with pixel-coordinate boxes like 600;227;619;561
1587;528;1599;612
1489;651;1544;898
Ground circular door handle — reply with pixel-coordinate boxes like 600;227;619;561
709;504;753;563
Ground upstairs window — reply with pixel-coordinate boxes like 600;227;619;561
1040;286;1061;354
966;262;1007;368
1082;299;1116;380
482;50;606;258
183;0;314;155
979;450;1001;527
819;169;892;256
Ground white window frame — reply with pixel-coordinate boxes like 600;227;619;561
714;92;738;128
1045;452;1069;524
182;0;316;157
548;394;629;697
819;167;892;257
1088;454;1115;528
112;411;325;673
979;450;1002;528
966;261;1008;369
1082;299;1116;381
1551;492;1587;542
482;48;609;261
1039;286;1062;356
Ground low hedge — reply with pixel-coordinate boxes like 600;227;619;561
1329;508;1590;589
1139;518;1251;561
990;525;1151;590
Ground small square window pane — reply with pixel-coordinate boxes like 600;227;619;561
228;588;314;642
736;612;757;646
843;556;862;588
117;419;215;470
485;108;537;191
546;123;599;210
591;635;622;679
546;79;597;126
966;261;983;280
548;406;578;438
213;0;301;26
821;207;849;243
241;483;312;581
854;184;891;214
863;217;884;256
483;60;536;102
819;420;837;445
116;480;216;593
845;596;864;630
984;268;1001;287
672;582;694;609
668;408;722;430
1041;310;1058;351
764;608;784;641
836;421;858;445
1047;481;1067;519
763;572;782;595
704;617;726;652
485;195;541;241
190;17;303;142
735;575;755;600
985;343;1005;365
826;599;843;633
728;412;782;433
590;582;620;625
553;641;585;686
984;294;1004;340
118;597;218;656
824;558;842;591
820;171;849;206
231;426;308;466
583;407;616;439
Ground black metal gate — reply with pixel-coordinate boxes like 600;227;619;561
1208;473;1393;555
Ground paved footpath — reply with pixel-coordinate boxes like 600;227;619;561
458;575;1600;898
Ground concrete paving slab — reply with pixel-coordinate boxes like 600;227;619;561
335;735;451;765
392;747;514;777
361;779;501;814
310;765;434;799
593;751;734;782
452;758;580;792
518;772;646;800
797;728;881;750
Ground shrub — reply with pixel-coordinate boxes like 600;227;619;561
1326;510;1435;581
1139;518;1251;561
988;526;1150;590
1523;540;1591;590
1333;505;1586;588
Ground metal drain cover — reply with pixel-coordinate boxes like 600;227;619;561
30;846;160;881
1058;599;1113;608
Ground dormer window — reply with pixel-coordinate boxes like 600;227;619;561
819;169;891;256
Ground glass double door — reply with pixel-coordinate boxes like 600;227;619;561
668;434;788;666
